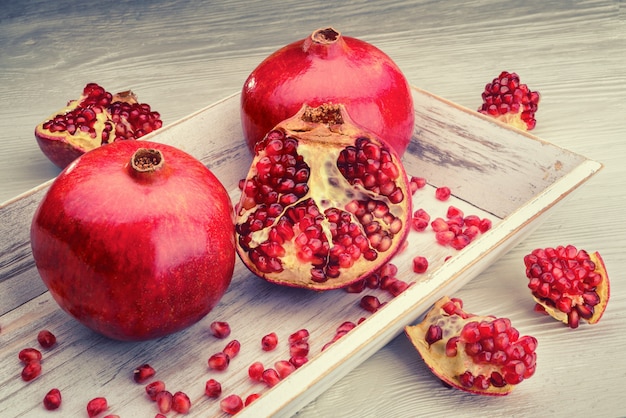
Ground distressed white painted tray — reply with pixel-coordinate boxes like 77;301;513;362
0;87;601;417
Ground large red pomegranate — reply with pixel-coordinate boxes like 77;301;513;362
235;103;411;290
406;296;538;396
241;27;415;157
35;83;163;169
30;140;235;341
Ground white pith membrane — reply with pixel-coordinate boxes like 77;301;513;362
405;296;537;396
235;104;410;290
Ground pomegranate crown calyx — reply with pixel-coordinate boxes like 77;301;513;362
301;103;345;126
303;27;345;57
131;148;164;173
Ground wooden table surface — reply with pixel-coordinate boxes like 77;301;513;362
1;1;625;417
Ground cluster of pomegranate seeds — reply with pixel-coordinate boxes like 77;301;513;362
478;71;540;130
524;245;610;328
409;176;427;194
322;320;360;351
426;205;492;249
18;329;57;383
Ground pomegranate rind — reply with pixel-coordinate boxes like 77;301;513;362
405;296;535;396
532;251;610;326
235;103;411;291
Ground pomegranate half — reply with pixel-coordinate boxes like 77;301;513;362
235;103;411;290
30;140;235;341
241;27;415;157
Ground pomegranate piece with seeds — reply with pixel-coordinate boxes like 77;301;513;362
524;245;610;328
478;71;540;131
35;83;163;169
405;296;538;396
235;103;411;290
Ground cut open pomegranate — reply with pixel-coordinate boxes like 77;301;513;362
35;83;162;169
235;103;411;290
406;296;538;396
524;245;610;328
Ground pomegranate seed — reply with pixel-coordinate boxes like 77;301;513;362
413;256;429;273
425;325;443;345
479;218;492;233
359;295;382;312
409;176;427;193
208;352;230;371
18;347;42;364
223;339;241;359
262;368;281;387
430;217;449;232
289;341;310;358
205;378;222;398
435;186;451;201
145;380;166;401
43;388;62;410
388;279;409;296
248;361;265;381
172;391;191;414
37;329;57;349
275;360;296;378
21;361;42;381
245;393;261;406
156;390;173;414
220;394;244;415
261;332;278;351
288;328;309;344
290;355;309;368
209;321;231;339
87;397;108;417
133;363;156;383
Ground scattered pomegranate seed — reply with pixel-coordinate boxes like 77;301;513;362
411;208;431;232
409;176;427;193
289;355;309;368
288;328;309;344
172;391;191;414
388;279;409;296
21;361;42;381
86;397;108;417
145;380;166;401
275;360;296;378
205;378;222;398
245;393;261;406
208;352;230;371
37;330;57;349
289;341;309;358
133;363;156;383
413;256;429;273
223;339;241;359
43;388;62;410
209;321;231;339
18;347;42;364
220;394;244;415
435;186;451;201
155;390;173;414
248;361;265;381
262;368;281;387
360;295;382;312
261;332;278;351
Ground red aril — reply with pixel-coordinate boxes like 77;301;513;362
145;380;166;401
35;83;162;169
208;352;230;371
172;391;191;414
241;27;414;157
205;378;222;398
43;388;62;410
37;329;57;349
220;394;244;415
30;140;235;341
235;103;411;290
133;363;156;383
21;361;42;382
18;348;42;364
87;397;108;417
405;296;537;396
156;391;173;414
261;332;278;351
209;321;231;339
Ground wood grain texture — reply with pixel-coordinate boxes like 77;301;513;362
1;0;624;417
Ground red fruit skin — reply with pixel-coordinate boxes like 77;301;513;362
241;27;415;157
30;140;236;341
35;137;84;171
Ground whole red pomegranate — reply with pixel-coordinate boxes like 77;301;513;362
241;27;415;157
235;103;411;290
35;83;163;169
406;296;538;396
30;140;235;341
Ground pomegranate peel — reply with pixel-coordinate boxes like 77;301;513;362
235;103;411;290
35;83;162;169
478;71;539;131
405;296;537;396
524;245;609;328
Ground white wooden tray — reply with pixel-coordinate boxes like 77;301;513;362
0;87;601;417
